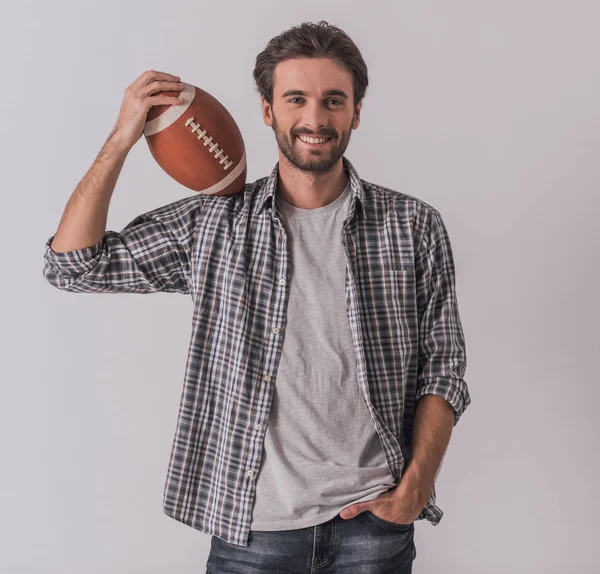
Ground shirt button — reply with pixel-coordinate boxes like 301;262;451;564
264;375;272;382
247;470;255;478
279;278;286;285
272;327;280;334
255;423;262;430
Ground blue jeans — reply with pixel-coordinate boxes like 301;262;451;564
206;510;417;573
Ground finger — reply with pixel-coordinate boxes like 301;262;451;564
152;71;181;82
140;70;181;88
141;80;184;97
340;503;365;518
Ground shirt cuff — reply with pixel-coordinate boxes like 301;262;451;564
415;376;472;426
44;234;104;276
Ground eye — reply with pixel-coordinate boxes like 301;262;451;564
287;97;343;106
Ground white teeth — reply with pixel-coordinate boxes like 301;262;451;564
298;135;330;144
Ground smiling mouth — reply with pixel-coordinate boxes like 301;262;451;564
296;135;333;146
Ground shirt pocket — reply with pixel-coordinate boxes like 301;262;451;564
371;267;415;303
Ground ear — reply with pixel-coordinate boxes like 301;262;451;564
352;100;362;130
261;96;273;127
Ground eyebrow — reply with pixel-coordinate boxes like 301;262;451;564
280;89;349;100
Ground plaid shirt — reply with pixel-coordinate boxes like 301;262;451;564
43;155;471;546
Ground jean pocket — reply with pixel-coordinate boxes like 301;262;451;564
363;511;414;531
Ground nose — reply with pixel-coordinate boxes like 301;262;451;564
300;101;330;134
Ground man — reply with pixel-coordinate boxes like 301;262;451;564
43;20;471;574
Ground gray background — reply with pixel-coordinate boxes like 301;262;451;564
2;1;598;572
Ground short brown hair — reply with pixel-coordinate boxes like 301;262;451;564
253;21;369;109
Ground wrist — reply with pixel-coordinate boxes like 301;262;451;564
108;128;134;155
400;462;433;501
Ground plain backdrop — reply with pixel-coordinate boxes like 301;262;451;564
1;1;598;573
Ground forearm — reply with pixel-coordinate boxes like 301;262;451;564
49;130;132;253
402;394;455;495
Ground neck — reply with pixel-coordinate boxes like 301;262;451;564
276;155;348;209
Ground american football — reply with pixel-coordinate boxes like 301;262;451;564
143;82;247;195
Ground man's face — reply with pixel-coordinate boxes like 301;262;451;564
262;57;361;174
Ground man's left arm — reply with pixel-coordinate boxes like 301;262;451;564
339;207;471;522
402;207;472;504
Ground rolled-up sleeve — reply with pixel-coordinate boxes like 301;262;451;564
42;196;203;295
414;207;471;426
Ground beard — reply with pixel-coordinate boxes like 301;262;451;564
271;110;355;174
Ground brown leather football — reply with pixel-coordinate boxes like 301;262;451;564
143;82;246;195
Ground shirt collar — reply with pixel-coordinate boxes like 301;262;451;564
255;155;369;221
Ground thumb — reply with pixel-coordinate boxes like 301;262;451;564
339;502;372;520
